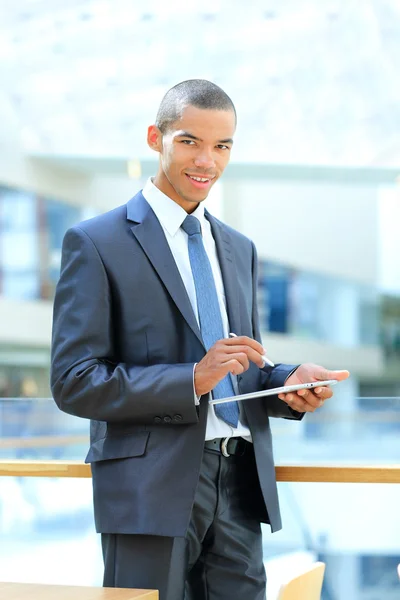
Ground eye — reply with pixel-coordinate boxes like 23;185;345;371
181;139;195;145
217;144;230;150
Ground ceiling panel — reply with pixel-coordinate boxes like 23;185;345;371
0;0;399;167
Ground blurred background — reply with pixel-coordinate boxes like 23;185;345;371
0;1;399;598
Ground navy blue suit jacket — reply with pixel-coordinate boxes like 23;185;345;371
51;191;300;536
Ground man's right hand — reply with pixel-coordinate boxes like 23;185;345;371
194;336;266;397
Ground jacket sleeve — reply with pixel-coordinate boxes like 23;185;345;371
50;226;199;425
250;242;304;421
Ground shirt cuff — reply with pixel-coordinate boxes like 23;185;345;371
193;363;201;405
284;365;300;383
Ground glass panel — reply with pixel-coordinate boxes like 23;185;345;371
0;399;88;461
1;396;399;463
41;197;83;299
258;259;382;347
0;476;101;586
0;398;399;597
264;482;400;599
381;295;400;363
0;362;51;399
0;185;97;301
270;395;400;464
0;189;39;299
0;477;398;598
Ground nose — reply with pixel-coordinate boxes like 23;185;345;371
194;148;215;170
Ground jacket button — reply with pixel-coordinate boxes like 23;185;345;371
154;416;162;423
163;415;172;423
173;414;183;422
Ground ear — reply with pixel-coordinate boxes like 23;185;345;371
147;124;162;152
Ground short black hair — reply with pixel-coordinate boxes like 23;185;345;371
155;79;236;133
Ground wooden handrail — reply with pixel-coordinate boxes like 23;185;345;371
0;434;88;449
275;465;400;483
0;582;157;599
0;460;399;483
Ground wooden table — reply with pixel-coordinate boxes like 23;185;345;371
0;582;158;599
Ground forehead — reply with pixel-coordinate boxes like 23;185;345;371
170;105;236;140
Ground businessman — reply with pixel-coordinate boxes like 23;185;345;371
51;79;349;600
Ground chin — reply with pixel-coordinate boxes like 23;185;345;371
180;189;207;204
190;194;208;203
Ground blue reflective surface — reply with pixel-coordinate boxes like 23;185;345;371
0;185;94;300
258;260;382;347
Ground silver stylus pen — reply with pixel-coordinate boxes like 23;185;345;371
229;332;275;367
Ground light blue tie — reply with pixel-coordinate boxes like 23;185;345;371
181;215;239;427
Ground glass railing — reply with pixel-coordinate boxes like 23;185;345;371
270;400;400;466
0;398;89;460
263;481;400;599
0;397;399;599
0;476;398;599
2;396;399;463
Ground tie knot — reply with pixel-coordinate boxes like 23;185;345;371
181;215;201;237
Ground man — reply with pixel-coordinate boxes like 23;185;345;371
51;79;349;600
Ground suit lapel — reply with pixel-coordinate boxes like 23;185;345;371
127;192;204;348
205;211;241;337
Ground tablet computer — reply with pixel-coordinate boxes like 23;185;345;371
209;379;338;405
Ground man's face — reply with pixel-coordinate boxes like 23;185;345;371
148;105;236;212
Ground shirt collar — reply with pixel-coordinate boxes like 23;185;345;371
142;177;206;237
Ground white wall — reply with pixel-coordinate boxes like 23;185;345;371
378;186;400;294
262;332;383;376
222;179;379;285
0;93;141;211
0;93;88;205
85;174;146;211
0;298;52;347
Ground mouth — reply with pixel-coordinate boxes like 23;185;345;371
185;173;216;190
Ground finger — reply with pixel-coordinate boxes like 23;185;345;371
221;352;250;373
224;344;265;368
279;393;322;412
222;359;246;376
319;369;350;382
296;389;324;408
297;390;330;409
283;394;309;412
225;335;265;356
292;397;321;412
313;386;333;400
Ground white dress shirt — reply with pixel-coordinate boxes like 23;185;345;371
142;178;251;441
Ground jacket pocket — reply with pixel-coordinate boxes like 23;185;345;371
85;431;150;464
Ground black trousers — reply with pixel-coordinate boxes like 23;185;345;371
102;443;267;600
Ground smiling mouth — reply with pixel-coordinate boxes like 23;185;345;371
185;174;216;183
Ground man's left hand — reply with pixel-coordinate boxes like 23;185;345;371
278;363;350;413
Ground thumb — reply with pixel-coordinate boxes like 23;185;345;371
320;369;350;382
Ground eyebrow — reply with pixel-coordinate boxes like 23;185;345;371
175;131;234;145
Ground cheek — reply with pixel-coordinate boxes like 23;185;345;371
164;147;180;169
178;151;190;167
168;150;191;177
218;152;231;170
161;149;174;174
